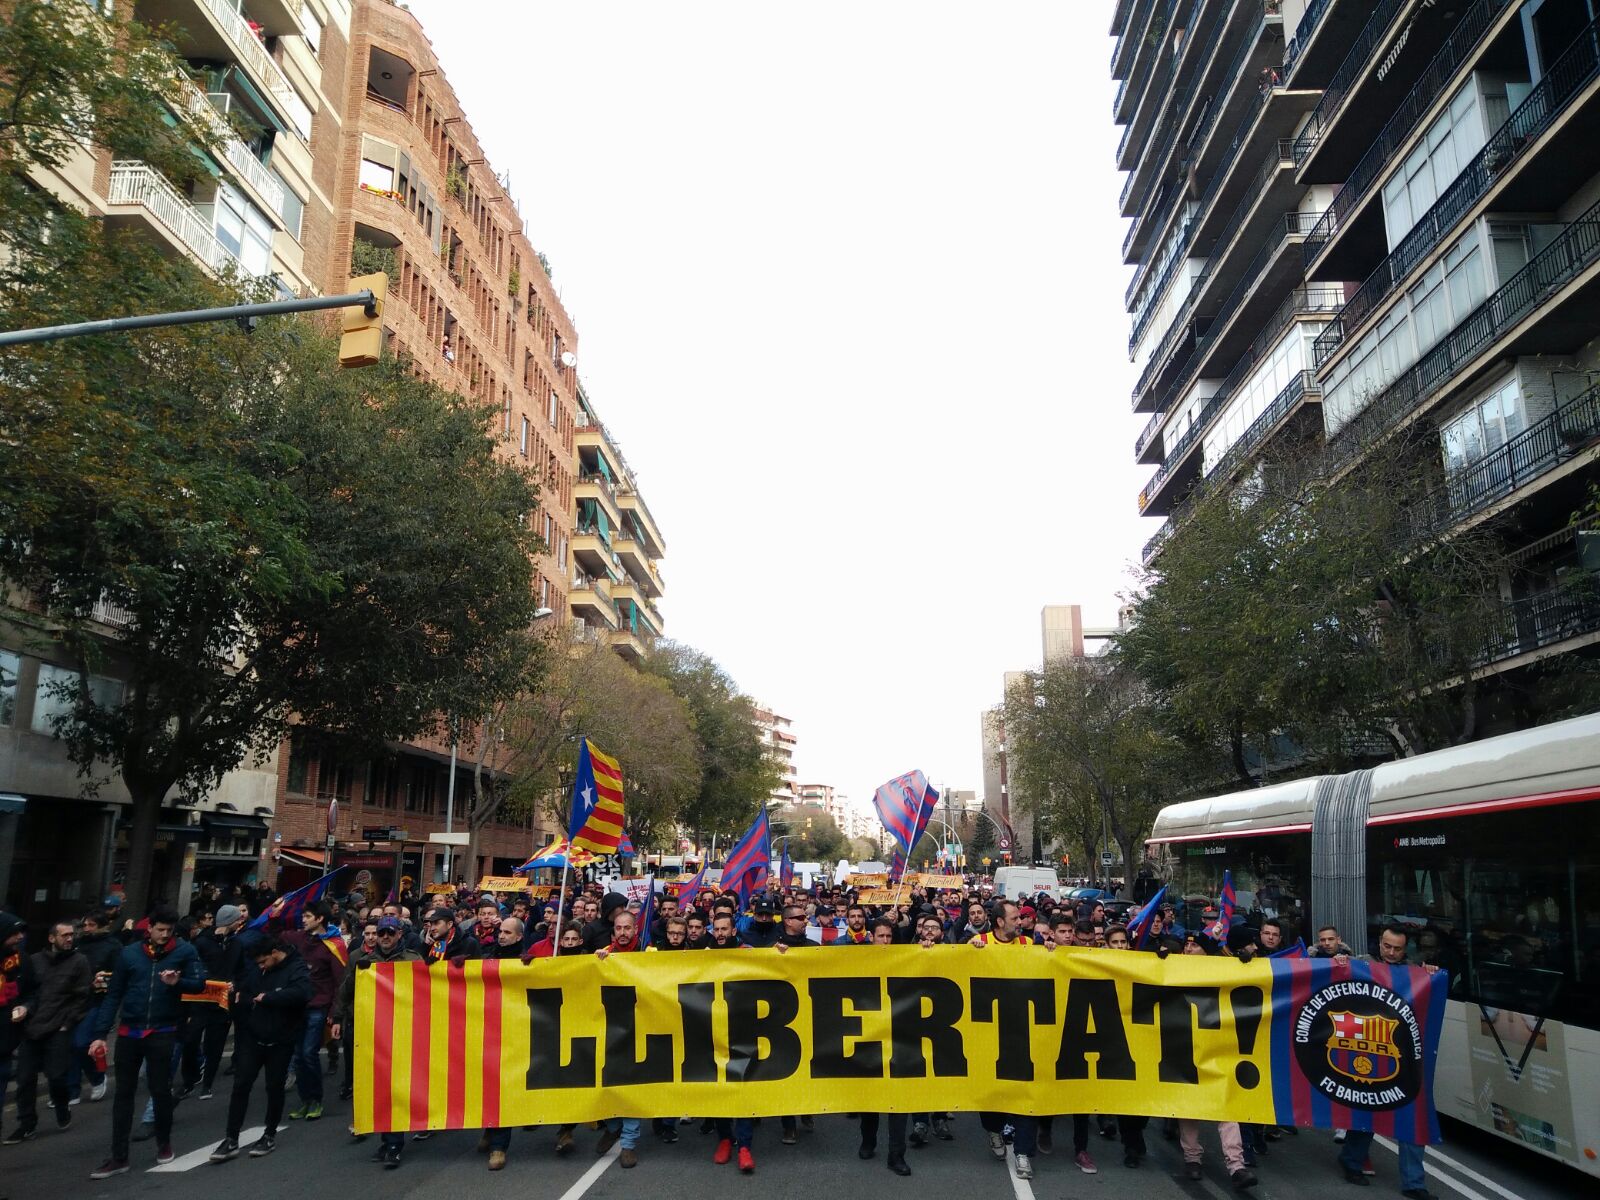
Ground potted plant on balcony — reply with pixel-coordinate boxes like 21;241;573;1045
445;166;466;201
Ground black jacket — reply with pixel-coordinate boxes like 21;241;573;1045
739;921;781;948
21;948;92;1040
191;927;250;985
75;931;122;978
236;948;312;1046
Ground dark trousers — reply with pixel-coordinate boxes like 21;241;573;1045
1039;1114;1090;1154
226;1033;294;1139
68;1010;104;1091
487;1126;512;1151
293;1008;325;1104
340;1026;354;1093
181;1004;231;1089
859;1112;907;1155
1118;1114;1149;1159
111;1032;176;1161
14;1031;73;1130
981;1111;1037;1157
715;1117;754;1148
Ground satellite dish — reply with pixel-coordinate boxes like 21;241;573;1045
560;351;577;368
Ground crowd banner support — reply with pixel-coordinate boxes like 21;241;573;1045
353;949;1445;1140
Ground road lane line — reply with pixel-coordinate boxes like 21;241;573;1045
1005;1147;1036;1200
148;1125;265;1172
1375;1136;1530;1200
555;1143;619;1200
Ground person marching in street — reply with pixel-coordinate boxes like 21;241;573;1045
330;915;421;1169
704;910;757;1172
770;903;815;1146
1174;932;1258;1190
184;903;249;1101
274;900;345;1121
5;920;91;1144
69;910;121;1103
208;937;311;1162
476;916;528;1170
1333;925;1440;1200
591;909;647;1168
969;899;1046;1181
1102;923;1150;1167
856;918;911;1176
86;907;206;1178
0;910;35;1146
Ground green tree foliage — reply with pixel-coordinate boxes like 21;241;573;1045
641;642;781;839
771;807;847;864
481;634;702;862
999;657;1174;897
2;232;543;917
1119;440;1515;785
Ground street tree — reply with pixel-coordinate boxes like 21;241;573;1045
641;642;781;841
1;248;545;912
771;807;848;863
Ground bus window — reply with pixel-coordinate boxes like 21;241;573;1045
1164;836;1310;939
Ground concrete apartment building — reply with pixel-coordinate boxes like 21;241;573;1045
1;0;670;914
571;383;668;661
1117;0;1600;731
753;706;799;807
1;0;352;924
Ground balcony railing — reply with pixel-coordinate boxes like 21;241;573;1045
199;0;313;139
1141;518;1175;564
1282;0;1331;81
1293;0;1406;155
181;84;285;215
1479;581;1600;667
107;160;238;275
1327;194;1600;474
1303;0;1511;262
1316;15;1600;368
1205;370;1318;486
1135;408;1166;459
1409;379;1600;543
1115;0;1186;165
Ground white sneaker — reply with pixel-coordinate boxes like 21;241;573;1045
988;1132;1007;1160
1015;1153;1034;1180
69;1096;82;1107
90;1080;108;1102
1333;1128;1346;1144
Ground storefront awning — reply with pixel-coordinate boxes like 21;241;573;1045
157;822;205;843
201;812;269;836
277;847;327;870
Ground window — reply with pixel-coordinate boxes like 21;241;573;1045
213;184;273;275
548;389;559;427
272;170;305;240
558;534;568;569
286;737;312;794
1442;374;1525;475
298;4;322;54
31;664;121;735
0;650;17;726
520;415;530;457
1381;84;1485;249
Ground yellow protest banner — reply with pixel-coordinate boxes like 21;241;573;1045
855;886;913;905
846;873;888;888
353;950;1451;1138
475;876;531;893
423;883;454;895
917;873;965;889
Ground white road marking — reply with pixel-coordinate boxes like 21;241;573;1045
555;1143;620;1200
1375;1136;1531;1200
1005;1146;1037;1200
148;1125;265;1172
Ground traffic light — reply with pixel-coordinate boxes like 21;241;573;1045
340;271;388;368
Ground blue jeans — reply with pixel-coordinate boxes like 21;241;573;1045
295;1008;325;1104
1341;1131;1426;1192
714;1117;754;1147
606;1116;643;1150
68;1010;104;1091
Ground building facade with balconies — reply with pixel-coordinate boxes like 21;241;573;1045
266;0;596;889
1115;0;1600;731
753;706;800;808
1;0;356;924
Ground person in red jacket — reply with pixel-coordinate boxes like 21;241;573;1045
272;901;345;1121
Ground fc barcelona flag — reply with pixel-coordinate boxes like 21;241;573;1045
567;738;625;857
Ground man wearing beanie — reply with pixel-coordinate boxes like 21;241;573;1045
584;892;629;951
185;903;249;1100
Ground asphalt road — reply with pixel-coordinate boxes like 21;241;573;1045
1;1076;1585;1200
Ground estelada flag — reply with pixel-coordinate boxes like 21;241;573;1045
567;738;624;857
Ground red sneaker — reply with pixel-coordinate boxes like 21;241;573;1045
738;1146;754;1174
713;1138;732;1165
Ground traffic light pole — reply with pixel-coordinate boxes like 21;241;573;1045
0;289;380;348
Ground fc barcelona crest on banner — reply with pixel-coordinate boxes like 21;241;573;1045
1325;1011;1401;1085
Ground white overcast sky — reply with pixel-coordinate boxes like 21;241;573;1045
410;0;1148;811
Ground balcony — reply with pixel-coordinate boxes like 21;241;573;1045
1204;369;1321;489
569;573;619;631
180;82;284;218
1477;581;1600;671
1314;17;1600;365
576;472;624;529
1141;518;1175;566
1300;0;1519;276
1326;194;1600;475
1111;0;1138;39
1409;380;1600;545
575;422;625;479
1116;0;1192;171
607;627;648;663
612;581;664;634
616;488;666;558
571;527;621;580
1307;2;1487;185
612;530;664;599
105;160;240;275
139;0;314;139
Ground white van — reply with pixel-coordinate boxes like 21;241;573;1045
992;866;1062;901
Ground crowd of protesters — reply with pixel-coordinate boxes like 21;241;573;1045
0;873;1438;1199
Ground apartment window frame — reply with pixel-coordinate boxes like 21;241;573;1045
31;663;122;736
213;182;273;275
1441;371;1526;476
520;415;530;458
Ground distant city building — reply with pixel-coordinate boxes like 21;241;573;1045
753;706;799;806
